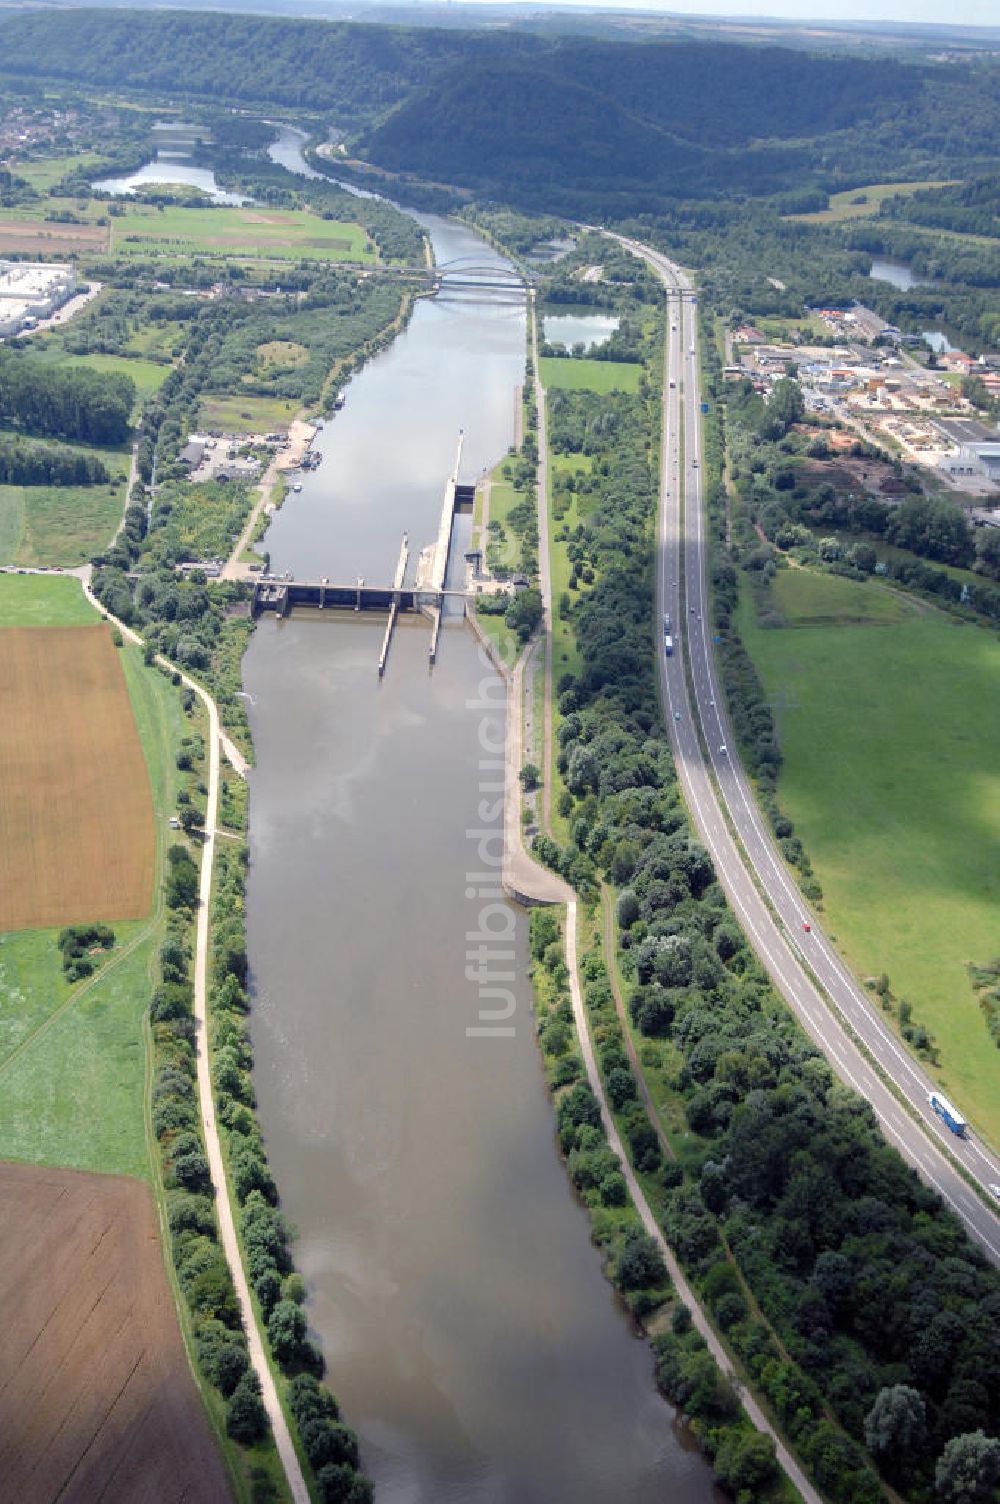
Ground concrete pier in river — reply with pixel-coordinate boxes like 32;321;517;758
250;433;474;673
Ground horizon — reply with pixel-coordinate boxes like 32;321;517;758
27;0;1000;37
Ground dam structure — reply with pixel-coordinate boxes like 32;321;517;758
250;433;478;672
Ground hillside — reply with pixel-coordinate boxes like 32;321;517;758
0;7;997;215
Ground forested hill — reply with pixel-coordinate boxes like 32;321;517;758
0;7;919;138
0;7;997;213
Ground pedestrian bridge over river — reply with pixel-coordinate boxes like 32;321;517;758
251;434;481;674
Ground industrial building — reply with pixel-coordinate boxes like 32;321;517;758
0;260;76;336
939;442;1000;487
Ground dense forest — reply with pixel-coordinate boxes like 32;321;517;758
0;8;998;215
0;349;134;446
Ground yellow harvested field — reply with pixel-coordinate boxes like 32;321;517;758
0;626;154;931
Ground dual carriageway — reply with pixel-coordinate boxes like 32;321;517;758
616;236;1000;1263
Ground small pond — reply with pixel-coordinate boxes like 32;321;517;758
868;255;925;291
542;309;619;352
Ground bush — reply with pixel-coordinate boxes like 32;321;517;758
196;1319;250;1397
267;1298;307;1367
225;1372;269;1444
606;1065;638;1110
300;1417;359;1471
599;1171;628;1206
617;1228;667;1290
316;1464;373;1504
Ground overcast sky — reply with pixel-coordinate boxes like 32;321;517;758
462;0;999;27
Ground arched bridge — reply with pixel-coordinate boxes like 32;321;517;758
436;258;529;293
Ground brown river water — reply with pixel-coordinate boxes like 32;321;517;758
244;142;722;1502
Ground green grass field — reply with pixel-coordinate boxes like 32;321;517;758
124;321;183;359
0;483;124;567
787;179;957;224
10;153;106;191
59;352;171;407
256;340;308;370
0;931;155;1176
0;638;181;1175
0;571;97;624
198;393;299;433
485;466;523;575
769;566;917;627
540;356;642;394
739;568;1000;1145
111;202;375;263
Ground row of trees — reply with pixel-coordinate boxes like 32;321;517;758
209;843;373;1504
0;348;133;445
0;434;110;486
148;736;373;1499
147;780;270;1454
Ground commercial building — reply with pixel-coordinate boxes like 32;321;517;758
0;260;76;335
939;442;1000;486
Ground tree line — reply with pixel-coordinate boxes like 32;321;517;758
148;750;374;1503
513;269;1000;1502
0;433;110;486
0;348;133;445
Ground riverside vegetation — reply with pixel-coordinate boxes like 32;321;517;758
487;231;1000;1504
2;20;998;1502
1;6;995;361
0;113;422;1498
144;688;372;1502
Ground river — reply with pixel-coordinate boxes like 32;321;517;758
244;124;721;1503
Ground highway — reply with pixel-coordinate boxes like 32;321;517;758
616;235;1000;1264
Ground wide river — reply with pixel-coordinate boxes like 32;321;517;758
244;125;720;1503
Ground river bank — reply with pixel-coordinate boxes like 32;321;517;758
242;131;721;1503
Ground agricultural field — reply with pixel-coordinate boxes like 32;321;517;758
0;572;98;626
110;202;375;263
0;624;155;931
0;624;181;1174
0;482;125;567
739;567;1000;1145
539;355;642;394
786;178;957;223
0;206;109;257
0;1160;231;1504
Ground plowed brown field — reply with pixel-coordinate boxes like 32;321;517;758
0;220;108;256
0;625;155;931
0;1159;231;1503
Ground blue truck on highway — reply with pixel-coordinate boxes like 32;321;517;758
929;1091;967;1137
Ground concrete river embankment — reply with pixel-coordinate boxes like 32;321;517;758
244;129;722;1503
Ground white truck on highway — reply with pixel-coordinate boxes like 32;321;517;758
929;1091;967;1137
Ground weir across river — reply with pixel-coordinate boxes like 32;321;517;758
249;432;478;674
